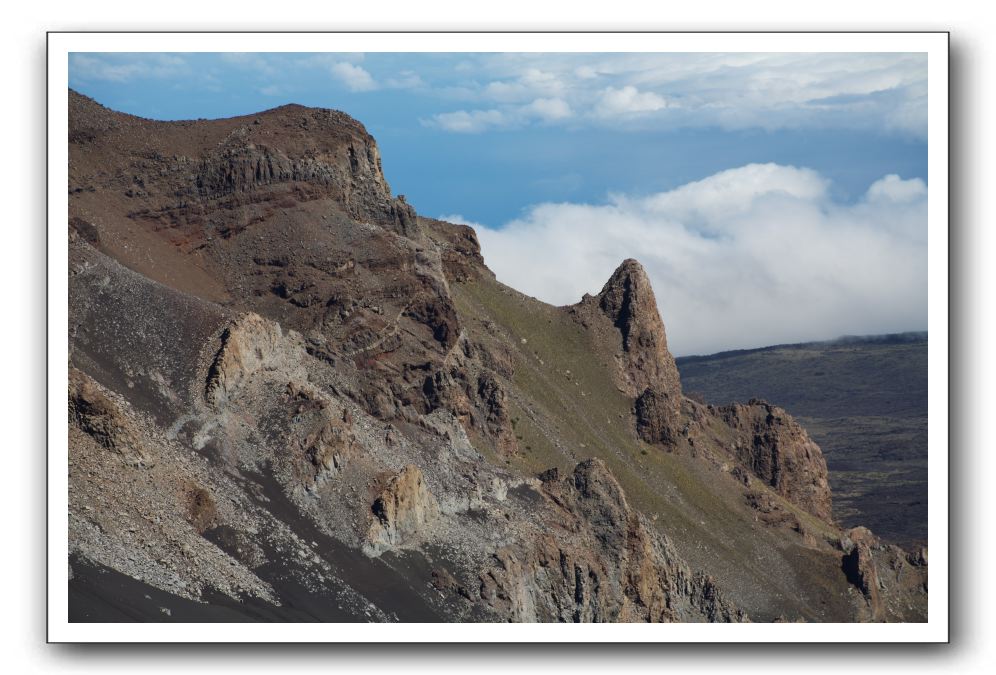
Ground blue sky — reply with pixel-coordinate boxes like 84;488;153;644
69;52;928;354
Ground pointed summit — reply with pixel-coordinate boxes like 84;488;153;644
596;259;682;401
595;260;684;447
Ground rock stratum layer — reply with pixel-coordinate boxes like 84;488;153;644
67;90;926;623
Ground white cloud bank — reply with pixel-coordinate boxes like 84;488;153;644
426;96;573;132
468;164;926;355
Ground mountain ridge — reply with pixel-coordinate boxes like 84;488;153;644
67;90;927;623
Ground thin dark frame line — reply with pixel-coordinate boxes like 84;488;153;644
48;30;951;35
45;29;50;645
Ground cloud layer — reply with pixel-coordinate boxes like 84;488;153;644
423;52;927;138
465;164;927;355
69;52;927;139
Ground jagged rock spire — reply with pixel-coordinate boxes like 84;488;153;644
597;259;683;402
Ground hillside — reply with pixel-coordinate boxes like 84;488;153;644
66;90;927;623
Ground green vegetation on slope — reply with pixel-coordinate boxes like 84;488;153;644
451;277;854;621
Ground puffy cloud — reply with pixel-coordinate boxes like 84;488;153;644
521;97;573;121
865;174;928;203
575;65;600;80
424;97;572;132
483;80;529;102
69;53;187;83
635;164;829;233
329;62;377;92
595;85;669;116
482;68;567;103
475;164;927;355
426;109;508;133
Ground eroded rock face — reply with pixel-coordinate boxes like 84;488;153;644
842;536;882;620
576;259;685;448
840;526;927;622
474;459;746;623
364;465;440;556
717;399;833;522
635;385;682;447
475;372;518;455
69;368;146;465
597;259;683;403
421;217;491;283
71;90;419;239
404;294;461;349
204;313;288;408
285;381;357;489
419;336;518;456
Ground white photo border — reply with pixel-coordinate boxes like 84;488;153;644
47;31;949;643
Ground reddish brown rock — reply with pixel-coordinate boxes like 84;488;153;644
838;526;928;622
596;259;683;403
573;259;685;447
635;385;682;447
183;483;218;534
71;90;417;238
68;368;146;465
422;216;491;283
717;399;833;522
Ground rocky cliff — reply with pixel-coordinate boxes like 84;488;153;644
67;91;926;623
595;259;683;403
471;459;745;622
716;399;833;523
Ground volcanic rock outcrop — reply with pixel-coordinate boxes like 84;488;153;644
835;526;927;622
364;465;440;556
205;313;292;408
66;90;927;624
596;259;683;401
718;399;833;522
571;259;684;448
473;459;745;622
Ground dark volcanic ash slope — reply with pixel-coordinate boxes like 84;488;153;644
67;90;927;623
